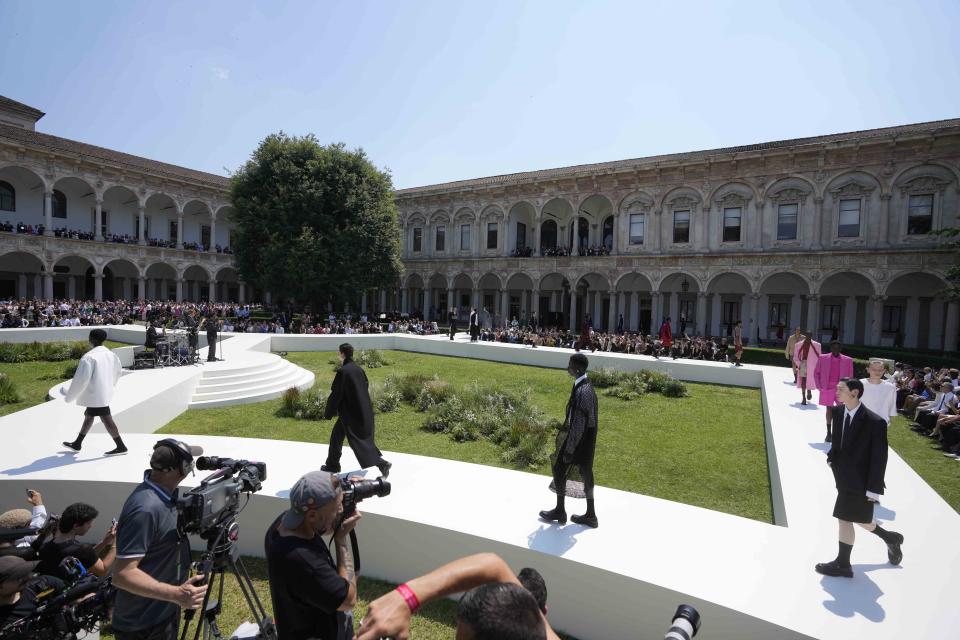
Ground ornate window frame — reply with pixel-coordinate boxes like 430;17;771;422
431;213;450;256
828;179;873;247
713;190;751;249
768;187;808;248
896;176;950;243
453;208;476;256
621;195;652;252
481;208;504;256
666;195;698;251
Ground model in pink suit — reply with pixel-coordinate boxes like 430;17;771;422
817;340;854;442
794;335;822;406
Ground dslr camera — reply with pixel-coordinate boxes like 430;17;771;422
341;476;391;516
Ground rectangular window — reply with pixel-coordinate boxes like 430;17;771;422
201;224;211;248
777;203;798;240
435;224;445;252
413;227;422;253
821;304;841;331
722;207;741;242
907;194;934;235
882;305;902;333
487;222;498;249
838;199;860;238
460;224;471;251
169;220;178;242
629;213;644;245
769;302;788;326
516;222;526;250
673;210;690;244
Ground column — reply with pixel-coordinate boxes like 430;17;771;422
617;292;626;329
160;278;168;301
811;197;824;250
650;291;662;328
422;288;429;320
758;294;770;342
472;287;480;310
192;280;200;301
43;190;53;236
607;291;616;332
120;278;129;301
572;214;580;255
533;217;542;255
696;292;708;337
446;288;454;315
569;289;578;331
67;276;76;300
652;209;662;252
843;296;858;344
176;279;184;302
209;217;217;253
593;290;602;326
93;275;103;302
905;297;920;348
17;274;26;298
208;278;217;302
870;296;884;346
630;292;640;331
401;288;409;314
94;200;103;241
878;193;892;248
238;281;246;304
806;295;819;338
33;274;41;299
945;300;959;352
790;294;802;332
711;293;722;336
137;277;146;300
176;211;184;249
138;205;146;245
44;273;53;300
611;215;619;255
669;292;679;327
749;293;760;345
530;288;539;320
520;288;528;319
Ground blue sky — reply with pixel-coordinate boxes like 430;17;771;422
1;0;958;189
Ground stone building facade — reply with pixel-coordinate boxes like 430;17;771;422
0;95;245;304
393;118;960;350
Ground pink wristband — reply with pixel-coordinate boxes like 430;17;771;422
396;583;420;613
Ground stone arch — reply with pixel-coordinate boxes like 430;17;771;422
662;271;705;294
52;254;97;300
539;272;569;291
182;200;214;250
541;197;574;249
574;272;611;292
181;264;213;302
145;192;179;244
51;176;97;232
824;169;883;195
614;272;653;291
181;263;213;282
762;175;817;201
214;267;241;303
101;185;140;240
0;165;47;229
102;258;140;301
577;194;613;251
505;272;534;290
759;271;811;295
451;273;474;290
891;161;960;194
427;272;447;289
428;209;450;225
507;201;536;254
145;261;178;300
0;250;45;298
705;271;752;294
617;190;656;213
882;271;947;298
657;185;704;210
404;272;425;289
453;207;476;222
477;272;502;290
706;180;758;206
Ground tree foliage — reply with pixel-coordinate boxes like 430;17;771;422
935;228;960;300
230;134;402;309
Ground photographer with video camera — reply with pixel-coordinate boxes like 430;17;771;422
265;470;362;640
111;439;209;640
0;555;65;636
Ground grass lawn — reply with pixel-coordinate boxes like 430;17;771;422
160;350;772;523
0;340;127;417
888;414;960;513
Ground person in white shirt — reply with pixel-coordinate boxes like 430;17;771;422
859;359;898;425
60;329;127;456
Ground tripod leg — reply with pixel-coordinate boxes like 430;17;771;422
229;556;277;638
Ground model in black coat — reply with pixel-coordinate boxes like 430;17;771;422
468;308;479;342
322;346;390;477
815;378;903;578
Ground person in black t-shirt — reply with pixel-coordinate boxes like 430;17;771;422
36;502;116;579
0;556;65;637
265;470;361;640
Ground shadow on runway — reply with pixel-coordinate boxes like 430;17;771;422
820;563;901;622
527;523;587;555
792;402;820;410
1;452;104;476
875;504;897;522
808;442;831;452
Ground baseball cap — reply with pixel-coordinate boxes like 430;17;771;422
0;509;32;530
281;471;340;529
150;439;204;472
0;556;38;583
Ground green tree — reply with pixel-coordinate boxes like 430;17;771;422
230;134;402;309
936;228;960;300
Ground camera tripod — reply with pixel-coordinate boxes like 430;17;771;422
180;519;276;640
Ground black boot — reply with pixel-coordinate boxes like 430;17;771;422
538;508;567;524
377;460;392;479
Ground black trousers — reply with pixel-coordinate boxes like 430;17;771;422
552;459;595;500
206;333;217;360
114;614;179;640
325;419;383;469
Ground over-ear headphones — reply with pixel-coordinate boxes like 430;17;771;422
152;438;194;476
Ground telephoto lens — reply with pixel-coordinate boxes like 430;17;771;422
664;604;701;640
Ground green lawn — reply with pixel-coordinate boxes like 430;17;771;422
160;350;772;523
0;340;127;417
888;414;960;513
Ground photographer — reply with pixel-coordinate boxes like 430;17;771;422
265;470;360;640
111;439;208;640
35;502;116;578
357;553;559;640
0;556;65;634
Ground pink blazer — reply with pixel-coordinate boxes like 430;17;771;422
794;340;822;389
815;353;854;390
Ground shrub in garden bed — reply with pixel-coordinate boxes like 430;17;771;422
0;341;92;363
0;374;20;404
277;386;328;420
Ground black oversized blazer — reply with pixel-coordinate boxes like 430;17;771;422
826;403;889;496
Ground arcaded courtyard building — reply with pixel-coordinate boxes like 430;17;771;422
394;118;960;350
0;95;245;304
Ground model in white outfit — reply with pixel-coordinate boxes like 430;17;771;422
859;359;898;425
61;329;127;456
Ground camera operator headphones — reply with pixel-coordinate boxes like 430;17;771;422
151;438;195;476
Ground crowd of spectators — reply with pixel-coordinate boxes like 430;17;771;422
1;222;231;254
536;244;612;257
896;363;960;459
0;298;262;329
1;222;44;235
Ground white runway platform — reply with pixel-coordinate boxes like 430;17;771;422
1;328;959;639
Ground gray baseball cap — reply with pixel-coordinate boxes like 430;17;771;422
281;471;339;529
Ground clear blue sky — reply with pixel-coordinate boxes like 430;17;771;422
2;0;958;189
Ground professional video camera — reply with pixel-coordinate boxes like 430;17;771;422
176;455;266;536
1;559;115;640
664;604;701;640
341;476;391;517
